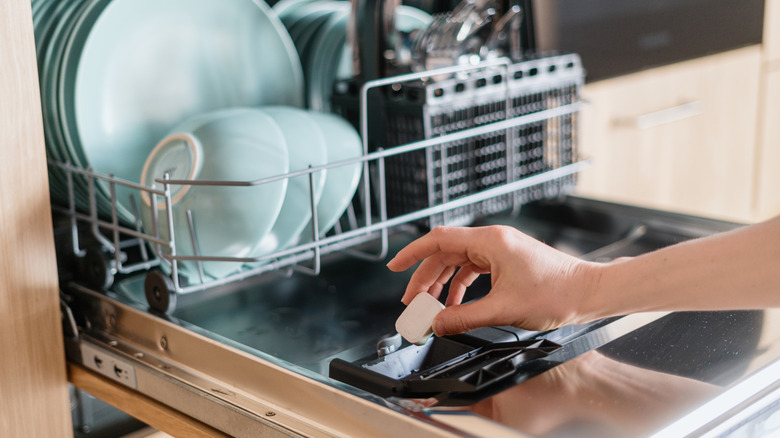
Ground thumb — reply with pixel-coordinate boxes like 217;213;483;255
432;297;503;336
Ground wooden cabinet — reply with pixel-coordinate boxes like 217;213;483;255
765;0;780;66
756;0;780;220
756;68;780;221
0;1;72;436
575;46;763;223
576;0;780;224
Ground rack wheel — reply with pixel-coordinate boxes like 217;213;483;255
144;270;177;314
82;246;114;291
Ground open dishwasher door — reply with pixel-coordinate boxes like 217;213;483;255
61;197;780;438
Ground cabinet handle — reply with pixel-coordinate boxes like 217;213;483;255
613;101;704;130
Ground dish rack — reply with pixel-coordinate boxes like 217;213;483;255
50;54;587;314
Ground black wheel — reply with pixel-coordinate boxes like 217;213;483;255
81;246;114;291
144;270;177;314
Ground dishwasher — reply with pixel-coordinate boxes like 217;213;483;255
48;1;780;437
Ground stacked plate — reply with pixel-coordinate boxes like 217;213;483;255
138;106;363;281
32;0;305;224
273;0;433;111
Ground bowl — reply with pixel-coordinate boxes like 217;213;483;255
303;112;363;239
140;108;289;281
251;106;329;255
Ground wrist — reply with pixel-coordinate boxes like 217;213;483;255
573;259;619;324
579;254;667;321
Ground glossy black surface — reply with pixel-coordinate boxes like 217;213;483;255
459;308;780;437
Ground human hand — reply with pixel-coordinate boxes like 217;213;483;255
386;225;601;335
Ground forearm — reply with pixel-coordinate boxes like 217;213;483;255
584;216;780;320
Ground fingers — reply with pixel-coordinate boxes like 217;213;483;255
445;265;482;306
386;229;443;272
387;226;487;272
432;295;508;336
426;265;458;301
400;256;457;304
393;226;499;305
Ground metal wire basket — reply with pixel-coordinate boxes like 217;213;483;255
333;53;584;228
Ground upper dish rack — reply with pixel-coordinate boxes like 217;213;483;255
51;54;587;314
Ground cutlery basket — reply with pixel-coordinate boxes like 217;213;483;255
332;53;584;229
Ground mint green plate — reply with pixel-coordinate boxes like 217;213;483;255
39;0;94;210
62;0;304;226
288;2;347;62
273;0;321;20
304;8;349;112
306;5;432;112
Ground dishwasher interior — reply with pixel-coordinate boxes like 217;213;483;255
58;197;780;437
46;0;780;437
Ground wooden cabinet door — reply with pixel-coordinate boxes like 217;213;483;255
0;1;72;436
765;0;780;66
756;69;780;220
576;46;762;222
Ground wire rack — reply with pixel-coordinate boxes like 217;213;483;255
362;53;583;228
50;54;587;311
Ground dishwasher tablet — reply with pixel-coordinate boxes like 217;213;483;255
395;293;445;345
